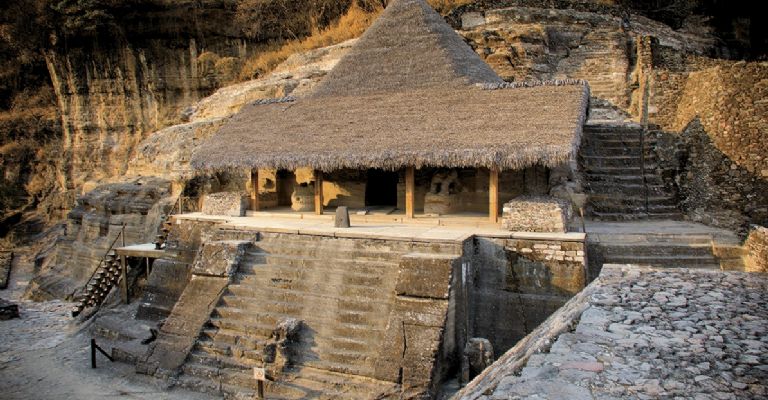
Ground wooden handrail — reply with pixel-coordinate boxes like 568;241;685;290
78;224;126;297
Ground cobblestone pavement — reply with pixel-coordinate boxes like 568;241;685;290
483;265;768;400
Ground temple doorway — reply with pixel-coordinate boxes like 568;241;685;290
365;169;399;207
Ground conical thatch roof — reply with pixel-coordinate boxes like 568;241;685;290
190;0;590;173
310;0;503;97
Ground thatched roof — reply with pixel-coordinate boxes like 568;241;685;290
190;0;590;172
310;0;503;97
191;81;590;171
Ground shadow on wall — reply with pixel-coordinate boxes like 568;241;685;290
469;238;586;355
653;118;768;235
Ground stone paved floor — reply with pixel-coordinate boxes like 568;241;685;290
478;265;768;400
0;249;214;400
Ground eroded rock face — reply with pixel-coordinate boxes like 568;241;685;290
27;178;173;300
127;40;356;181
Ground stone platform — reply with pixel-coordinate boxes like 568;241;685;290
458;264;768;400
174;211;586;243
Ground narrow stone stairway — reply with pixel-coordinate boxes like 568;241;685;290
580;121;683;220
176;233;462;399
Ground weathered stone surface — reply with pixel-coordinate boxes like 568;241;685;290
334;206;350;228
458;265;768;400
27;178;172;300
137;275;229;376
462;338;494;383
502;196;572;233
471;237;587;354
0;251;12;289
745;225;768;273
290;184;314;212
396;253;458;299
191;240;250;277
201;192;247;217
136;259;193;321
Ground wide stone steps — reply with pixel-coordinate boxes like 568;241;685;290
586;182;670;197
580;145;652;156
602;254;720;269
225;282;390;305
584;173;664;185
590;211;684;221
179;363;394;400
581;165;659;175
580;155;646;168
237;256;394;279
600;243;715;258
176;232;430;398
209;307;387;350
214;300;388;333
247;246;402;263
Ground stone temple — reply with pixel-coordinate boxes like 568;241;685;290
13;0;766;399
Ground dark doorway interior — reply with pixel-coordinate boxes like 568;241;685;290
365;169;399;207
276;169;296;207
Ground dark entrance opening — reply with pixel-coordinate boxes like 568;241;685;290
276;169;296;207
365;169;399;207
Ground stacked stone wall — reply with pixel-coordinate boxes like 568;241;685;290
745;226;768;273
649;55;768;232
502;196;571;233
469;237;586;355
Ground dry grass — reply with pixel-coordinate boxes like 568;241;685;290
239;3;382;80
427;0;475;14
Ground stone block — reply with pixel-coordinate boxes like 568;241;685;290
201;191;247;216
0;251;12;289
424;193;460;215
502;196;572;233
191;240;251;277
396;254;458;299
461;12;486;30
745;225;768;273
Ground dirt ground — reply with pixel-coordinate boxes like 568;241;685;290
0;248;215;400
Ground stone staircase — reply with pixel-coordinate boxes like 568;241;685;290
592;233;744;270
176;233;461;399
580;122;683;220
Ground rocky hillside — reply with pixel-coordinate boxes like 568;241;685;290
1;0;765;240
1;0;767;301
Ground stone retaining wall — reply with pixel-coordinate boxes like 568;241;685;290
745;225;768;273
649;51;768;232
469;236;586;355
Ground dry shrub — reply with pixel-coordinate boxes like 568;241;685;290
239;3;382;80
426;0;475;14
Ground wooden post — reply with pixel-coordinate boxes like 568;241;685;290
314;170;324;215
250;169;260;211
405;166;415;219
489;166;499;223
